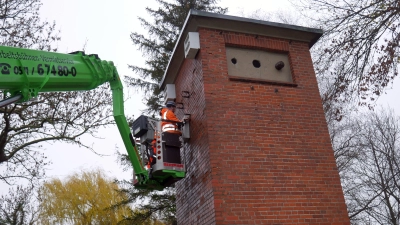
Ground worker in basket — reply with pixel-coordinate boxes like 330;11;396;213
147;101;183;169
161;101;183;135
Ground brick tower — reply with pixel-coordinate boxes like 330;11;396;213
160;10;350;225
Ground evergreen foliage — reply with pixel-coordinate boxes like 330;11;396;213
120;0;227;224
118;2;227;223
126;0;227;115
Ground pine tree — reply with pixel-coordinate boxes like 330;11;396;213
119;2;227;223
126;0;227;115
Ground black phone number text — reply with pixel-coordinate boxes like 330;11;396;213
1;63;77;77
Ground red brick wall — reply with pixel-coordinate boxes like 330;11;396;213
174;55;216;224
173;28;350;224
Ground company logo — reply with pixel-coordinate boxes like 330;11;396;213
163;163;184;168
0;63;11;75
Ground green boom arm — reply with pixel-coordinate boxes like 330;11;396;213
0;46;159;189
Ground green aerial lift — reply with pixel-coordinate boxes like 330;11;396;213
0;45;185;190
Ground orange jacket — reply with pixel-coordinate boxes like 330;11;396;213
161;108;181;133
147;139;157;169
160;108;167;117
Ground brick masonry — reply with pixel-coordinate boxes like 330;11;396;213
173;27;350;224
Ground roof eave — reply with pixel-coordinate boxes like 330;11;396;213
159;10;323;89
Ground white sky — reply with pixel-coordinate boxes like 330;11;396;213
1;0;399;194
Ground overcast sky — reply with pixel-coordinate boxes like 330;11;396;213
1;0;399;194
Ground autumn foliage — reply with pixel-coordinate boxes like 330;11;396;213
38;169;133;225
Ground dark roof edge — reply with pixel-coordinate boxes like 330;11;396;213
190;10;323;41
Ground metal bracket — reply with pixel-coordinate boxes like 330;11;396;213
181;91;190;98
176;102;184;109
